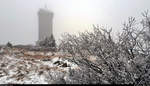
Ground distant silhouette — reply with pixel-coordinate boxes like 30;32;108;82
38;8;53;42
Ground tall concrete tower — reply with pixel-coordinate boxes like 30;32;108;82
38;8;53;41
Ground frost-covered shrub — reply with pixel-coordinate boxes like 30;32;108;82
59;10;150;85
6;42;13;48
59;26;131;84
65;66;102;84
38;34;57;51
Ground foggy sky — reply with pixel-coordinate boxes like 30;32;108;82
0;0;150;45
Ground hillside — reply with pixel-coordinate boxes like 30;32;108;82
0;47;80;84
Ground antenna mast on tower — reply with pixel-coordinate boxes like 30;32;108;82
44;0;48;9
44;4;47;9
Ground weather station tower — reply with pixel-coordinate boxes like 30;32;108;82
37;5;54;42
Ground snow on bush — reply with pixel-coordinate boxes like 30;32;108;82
59;10;150;85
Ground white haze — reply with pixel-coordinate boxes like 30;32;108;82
0;0;150;45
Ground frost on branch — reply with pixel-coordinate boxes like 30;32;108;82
37;34;57;52
59;10;150;85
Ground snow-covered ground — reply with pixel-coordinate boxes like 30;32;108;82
0;48;79;84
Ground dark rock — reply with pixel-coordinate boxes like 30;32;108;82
38;71;44;75
54;61;62;65
42;59;51;61
1;63;6;67
61;63;68;67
